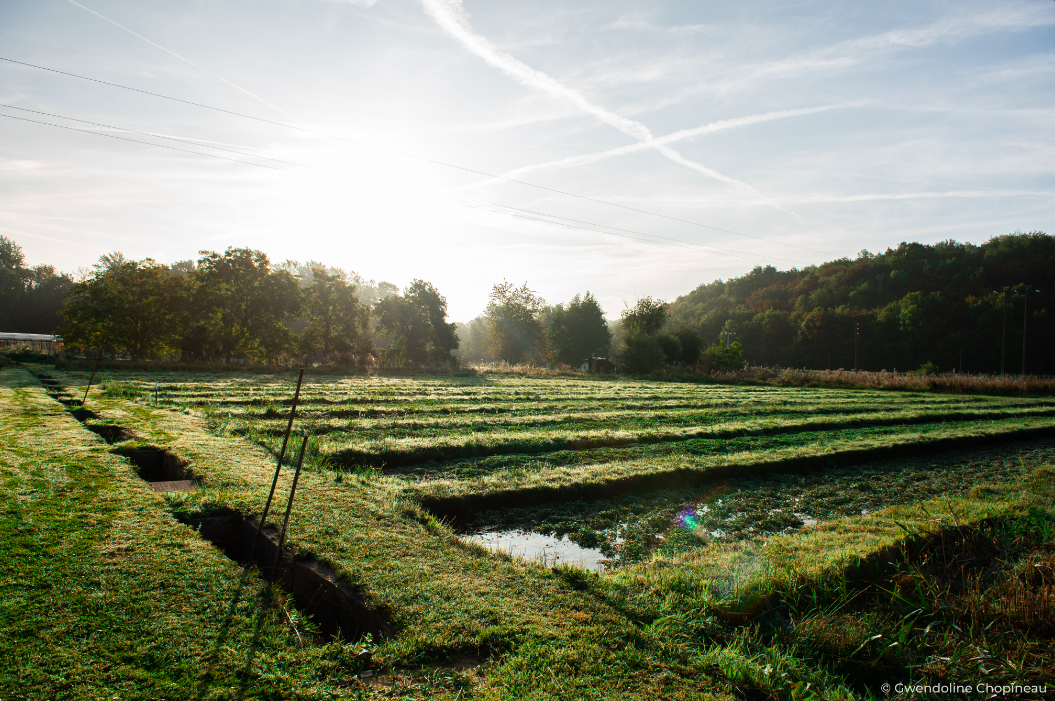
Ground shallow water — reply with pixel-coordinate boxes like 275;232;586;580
465;529;609;571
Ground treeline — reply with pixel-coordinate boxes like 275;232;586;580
667;232;1055;375
57;247;457;366
7;231;1052;376
455;283;744;373
0;237;72;333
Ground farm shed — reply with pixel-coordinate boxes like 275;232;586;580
0;333;62;354
580;357;615;373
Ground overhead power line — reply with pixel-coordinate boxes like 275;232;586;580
450;195;810;267
0;113;291;172
1;103;807;266
0;104;317;170
1;56;831;257
455;201;800;265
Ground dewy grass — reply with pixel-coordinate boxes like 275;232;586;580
8;363;1055;699
7;367;726;699
459;439;1055;564
0;371;372;700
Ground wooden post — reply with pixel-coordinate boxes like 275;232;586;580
272;433;309;574
250;368;305;557
82;346;104;405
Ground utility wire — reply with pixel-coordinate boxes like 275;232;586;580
454;201;799;265
0;104;821;267
0;56;831;257
2;104;806;266
0;104;317;170
448;194;810;267
7;102;1011;284
0;113;292;172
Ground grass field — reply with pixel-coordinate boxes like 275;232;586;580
3;365;1054;699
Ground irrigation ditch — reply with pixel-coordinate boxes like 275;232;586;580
33;370;392;646
414;423;1055;520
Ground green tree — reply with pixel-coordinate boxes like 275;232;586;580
375;280;458;365
193;248;300;362
484;281;548;364
656;333;682;364
59;257;193;360
547;292;611;366
0;236;73;333
616;330;665;373
614;297;670;373
0;236;27;331
300;267;371;356
455;317;493;363
702;341;747;372
669;325;703;364
621;296;668;335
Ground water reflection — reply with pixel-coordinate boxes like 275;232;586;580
465;529;608;571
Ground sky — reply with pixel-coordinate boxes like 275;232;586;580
1;0;1053;321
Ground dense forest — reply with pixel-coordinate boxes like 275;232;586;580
2;231;1052;375
667;231;1054;375
0;237;72;333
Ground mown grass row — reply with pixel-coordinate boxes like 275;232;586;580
81;372;1055;480
87;371;1054;410
210;406;1055;470
404;416;1055;515
218;400;1053;435
136;377;1050;411
18;368;729;700
14;365;1055;699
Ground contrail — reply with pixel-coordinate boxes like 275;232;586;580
65;0;297;120
420;0;769;197
463;104;851;188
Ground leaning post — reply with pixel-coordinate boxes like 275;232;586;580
272;433;309;575
82;346;104;405
249;368;305;557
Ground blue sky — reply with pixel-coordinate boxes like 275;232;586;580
2;0;1053;320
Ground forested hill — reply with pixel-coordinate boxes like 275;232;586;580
667;231;1055;376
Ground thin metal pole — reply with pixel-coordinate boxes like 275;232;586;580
250;368;305;556
1021;290;1028;376
1000;290;1007;376
82;346;104;405
272;433;309;574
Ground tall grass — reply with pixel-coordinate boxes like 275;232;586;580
657;365;1055;396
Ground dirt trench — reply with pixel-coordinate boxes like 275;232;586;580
193;513;394;643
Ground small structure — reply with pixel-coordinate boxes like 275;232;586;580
580;357;615;373
0;333;62;354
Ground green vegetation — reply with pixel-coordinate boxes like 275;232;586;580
4;364;1054;699
547;293;611;367
0;235;72;334
668;231;1055;375
483;281;549;365
54;247;454;367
